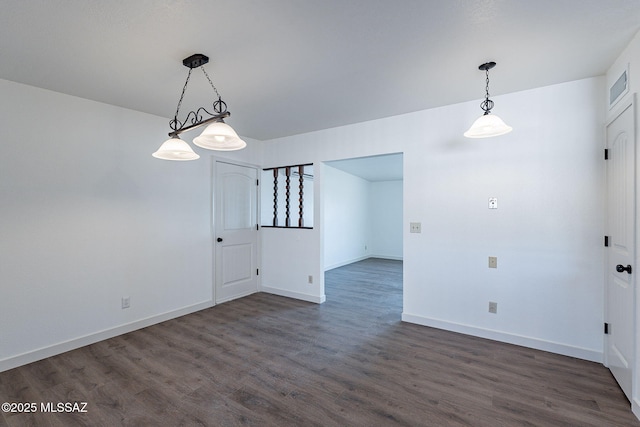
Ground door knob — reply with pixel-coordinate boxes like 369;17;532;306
616;264;632;274
217;237;223;242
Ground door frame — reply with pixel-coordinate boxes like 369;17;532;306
603;93;637;403
210;156;262;305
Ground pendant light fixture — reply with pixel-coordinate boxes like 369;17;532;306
153;54;246;161
464;61;512;138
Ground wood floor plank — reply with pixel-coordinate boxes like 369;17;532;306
0;258;638;426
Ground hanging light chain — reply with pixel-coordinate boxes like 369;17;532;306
201;67;221;99
171;65;226;129
201;67;228;115
172;68;193;127
167;55;232;136
485;68;490;102
480;66;494;115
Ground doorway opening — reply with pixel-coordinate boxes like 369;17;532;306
323;153;404;310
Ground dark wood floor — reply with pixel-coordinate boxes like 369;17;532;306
1;258;638;426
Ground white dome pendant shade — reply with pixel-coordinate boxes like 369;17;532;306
152;137;200;161
464;61;512;139
193;120;247;151
464;113;513;138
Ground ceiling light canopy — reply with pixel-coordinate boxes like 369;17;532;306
153;54;246;161
464;61;512;139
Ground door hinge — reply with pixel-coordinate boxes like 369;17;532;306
256;268;259;276
256;179;259;186
604;148;609;160
604;323;610;334
604;236;609;247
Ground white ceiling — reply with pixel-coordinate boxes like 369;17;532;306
1;1;639;141
326;154;403;182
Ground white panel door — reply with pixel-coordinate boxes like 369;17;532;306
215;161;258;303
605;99;635;402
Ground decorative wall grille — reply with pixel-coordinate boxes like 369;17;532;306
262;163;313;229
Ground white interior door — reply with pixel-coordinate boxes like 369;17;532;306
214;161;259;303
605;98;636;402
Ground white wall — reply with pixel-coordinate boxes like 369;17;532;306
260;227;324;303
0;79;261;371
323;165;371;269
606;29;640;419
261;76;605;362
370;180;403;259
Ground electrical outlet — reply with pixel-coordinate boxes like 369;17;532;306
488;256;498;268
122;297;130;309
410;222;422;233
488;197;498;209
489;301;497;314
308;275;313;284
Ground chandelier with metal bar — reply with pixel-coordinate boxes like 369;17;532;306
153;54;246;161
464;61;512;138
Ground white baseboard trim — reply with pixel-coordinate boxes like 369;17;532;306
324;255;369;271
324;255;403;271
633;398;640;422
216;290;257;304
370;255;403;261
0;300;213;373
260;286;326;304
401;313;602;363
